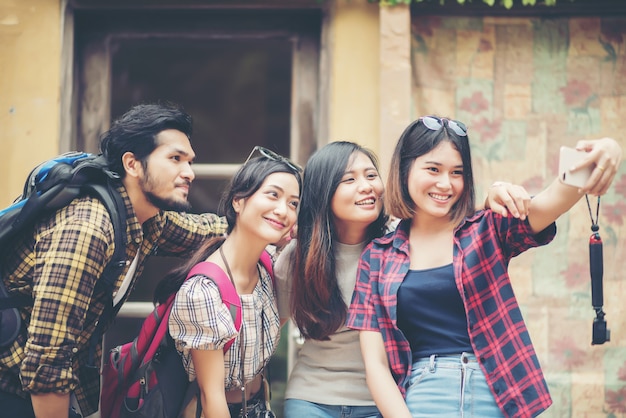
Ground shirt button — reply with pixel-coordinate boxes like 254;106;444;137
135;237;141;244
72;347;78;353
112;291;117;297
126;260;131;266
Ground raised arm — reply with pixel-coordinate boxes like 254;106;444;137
528;137;622;234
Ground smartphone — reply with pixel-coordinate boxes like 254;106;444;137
559;146;593;189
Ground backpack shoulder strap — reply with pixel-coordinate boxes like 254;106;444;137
259;250;275;292
187;262;241;352
259;250;273;279
84;180;128;367
184;251;275;353
87;181;128;295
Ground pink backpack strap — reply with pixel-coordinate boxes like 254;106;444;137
187;262;241;352
259;250;274;287
184;250;275;352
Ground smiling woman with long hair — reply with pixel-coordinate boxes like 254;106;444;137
275;139;546;418
155;148;302;418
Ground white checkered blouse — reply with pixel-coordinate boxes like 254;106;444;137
168;264;280;389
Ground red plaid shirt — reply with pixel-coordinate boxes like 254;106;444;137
346;210;556;418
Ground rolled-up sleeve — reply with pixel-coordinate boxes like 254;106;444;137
346;245;379;331
156;212;228;256
23;214;111;393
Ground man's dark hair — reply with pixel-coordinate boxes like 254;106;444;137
99;103;193;178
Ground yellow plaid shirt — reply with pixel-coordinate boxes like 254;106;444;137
0;186;227;415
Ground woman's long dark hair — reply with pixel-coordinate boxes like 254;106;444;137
154;155;302;304
291;141;388;340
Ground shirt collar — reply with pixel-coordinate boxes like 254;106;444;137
376;218;411;255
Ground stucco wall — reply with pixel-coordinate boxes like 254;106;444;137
0;0;61;206
327;0;380;151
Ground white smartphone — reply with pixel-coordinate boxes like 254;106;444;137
559;146;593;189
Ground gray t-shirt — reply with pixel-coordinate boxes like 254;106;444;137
275;240;375;405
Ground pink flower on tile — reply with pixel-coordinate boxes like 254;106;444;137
477;38;493;53
522;176;544;196
606;386;626;414
602;200;626;226
470;117;501;143
614;173;626;198
411;16;442;38
618;363;626;382
553;337;587;369
561;262;588;288
460;92;490;115
560;80;592;107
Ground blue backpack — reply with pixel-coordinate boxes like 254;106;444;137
0;151;127;354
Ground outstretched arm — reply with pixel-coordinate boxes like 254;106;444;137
528;137;622;234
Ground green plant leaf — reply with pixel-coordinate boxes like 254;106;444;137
483;0;496;6
503;0;513;8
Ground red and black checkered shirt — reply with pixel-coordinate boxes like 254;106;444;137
347;211;556;418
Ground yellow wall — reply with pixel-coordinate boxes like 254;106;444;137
327;0;380;151
0;0;385;206
0;0;61;206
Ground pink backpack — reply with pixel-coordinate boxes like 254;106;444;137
99;251;274;418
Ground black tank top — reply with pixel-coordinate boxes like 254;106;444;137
397;264;473;361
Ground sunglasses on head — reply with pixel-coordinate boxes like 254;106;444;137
419;116;468;137
244;146;303;174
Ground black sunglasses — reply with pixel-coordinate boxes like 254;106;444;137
420;116;468;137
244;146;303;173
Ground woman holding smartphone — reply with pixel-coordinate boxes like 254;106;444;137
346;116;622;417
276;141;536;418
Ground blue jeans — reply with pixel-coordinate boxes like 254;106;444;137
405;353;504;418
284;399;380;418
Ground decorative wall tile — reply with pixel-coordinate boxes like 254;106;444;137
411;15;626;417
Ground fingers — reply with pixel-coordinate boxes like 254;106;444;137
575;138;623;196
582;163;614;195
488;182;531;220
505;184;531;220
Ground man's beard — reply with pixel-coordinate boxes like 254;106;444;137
144;190;192;212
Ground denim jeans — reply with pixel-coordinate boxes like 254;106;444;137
284;399;380;418
405;353;505;418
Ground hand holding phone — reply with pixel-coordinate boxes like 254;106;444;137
559;146;593;189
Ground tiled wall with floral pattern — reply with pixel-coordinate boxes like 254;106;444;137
410;15;626;417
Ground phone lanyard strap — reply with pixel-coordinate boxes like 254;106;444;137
585;195;610;345
585;195;600;232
